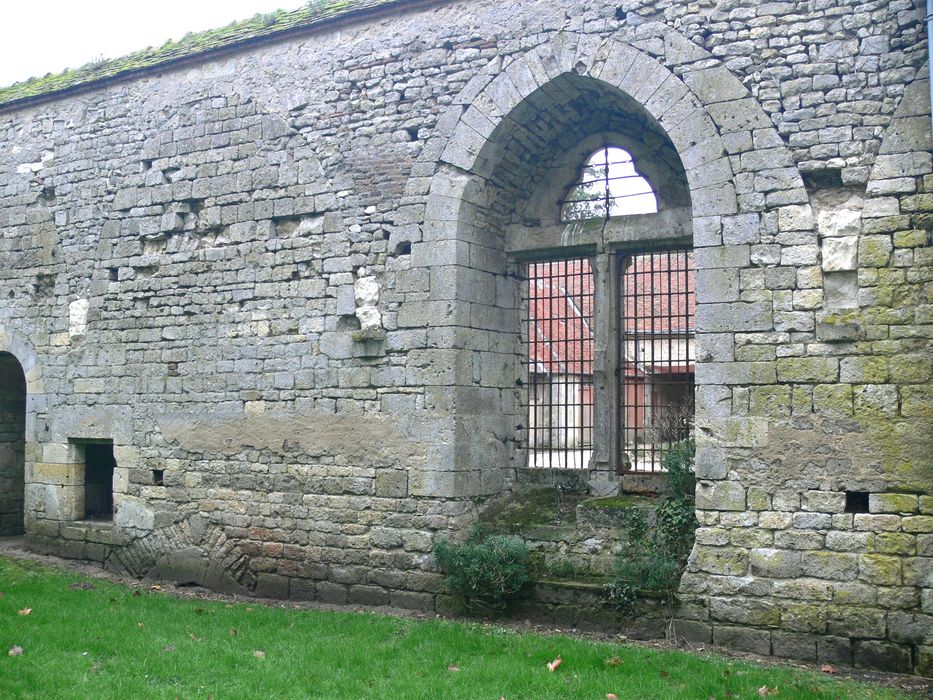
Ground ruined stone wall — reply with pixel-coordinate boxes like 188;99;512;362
0;0;929;675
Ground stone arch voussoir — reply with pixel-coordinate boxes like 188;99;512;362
417;27;811;240
0;325;43;395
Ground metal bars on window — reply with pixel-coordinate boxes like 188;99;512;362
523;258;594;469
618;249;695;472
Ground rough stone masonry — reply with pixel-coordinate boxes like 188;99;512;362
0;0;930;676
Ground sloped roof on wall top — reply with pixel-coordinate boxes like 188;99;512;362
0;0;420;111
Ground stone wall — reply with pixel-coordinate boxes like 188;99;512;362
0;0;929;675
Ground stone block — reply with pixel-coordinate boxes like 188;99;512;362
827;606;886;639
817;636;854;666
289;579;317;602
817;208;861;238
793;512;832;529
778;204;813;231
693;547;749;576
749;548;803;578
671;620;712;645
696;481;746;511
773;579;834;601
821;236;858;271
854;514;902;532
315;582;348;605
710;597;781;627
858;235;893;267
854;640;912;674
887;611;933;645
375;470;408;498
803;491;846;514
840;357;888;384
904;557;933;588
713;625;772;655
775;530;825;550
903;516;933;533
800;551;858;581
759;511;793;529
254;573;290;599
349;585;390;607
858;555;902;586
825;531;870;552
780;603;827;633
869;493;919;514
823;271;858;309
776;357;838;383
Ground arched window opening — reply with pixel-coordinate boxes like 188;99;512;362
561;147;657;221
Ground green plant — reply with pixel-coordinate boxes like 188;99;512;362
434;528;529;613
605;440;697;610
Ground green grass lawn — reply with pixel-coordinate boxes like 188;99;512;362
0;557;917;699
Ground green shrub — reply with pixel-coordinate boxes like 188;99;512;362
605;440;697;610
434;529;529;613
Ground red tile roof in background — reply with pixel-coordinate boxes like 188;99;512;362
528;252;695;376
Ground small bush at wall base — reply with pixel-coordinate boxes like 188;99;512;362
434;529;529;613
606;439;697;611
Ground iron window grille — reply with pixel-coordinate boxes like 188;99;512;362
618;248;696;472
523;257;595;469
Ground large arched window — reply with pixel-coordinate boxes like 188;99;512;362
524;146;694;473
560;146;657;221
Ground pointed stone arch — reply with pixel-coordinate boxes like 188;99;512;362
400;27;813;499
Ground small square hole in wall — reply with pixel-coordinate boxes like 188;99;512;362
845;491;869;513
152;469;164;486
71;440;116;521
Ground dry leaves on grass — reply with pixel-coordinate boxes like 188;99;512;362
758;686;779;697
253;650;266;659
8;645;23;657
17;608;31;616
547;656;562;672
820;664;837;674
447;664;460;672
607;694;618;699
604;657;623;667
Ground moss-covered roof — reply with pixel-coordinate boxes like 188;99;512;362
0;0;417;111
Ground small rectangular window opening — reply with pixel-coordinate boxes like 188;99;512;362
73;440;116;521
152;469;165;486
845;491;869;513
523;257;594;469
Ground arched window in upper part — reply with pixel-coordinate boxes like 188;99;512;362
560;146;658;221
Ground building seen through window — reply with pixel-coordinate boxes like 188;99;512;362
525;148;693;471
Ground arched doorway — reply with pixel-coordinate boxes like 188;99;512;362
0;351;26;536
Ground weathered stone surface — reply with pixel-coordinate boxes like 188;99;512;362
0;0;926;678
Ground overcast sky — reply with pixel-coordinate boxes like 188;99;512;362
0;0;308;88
